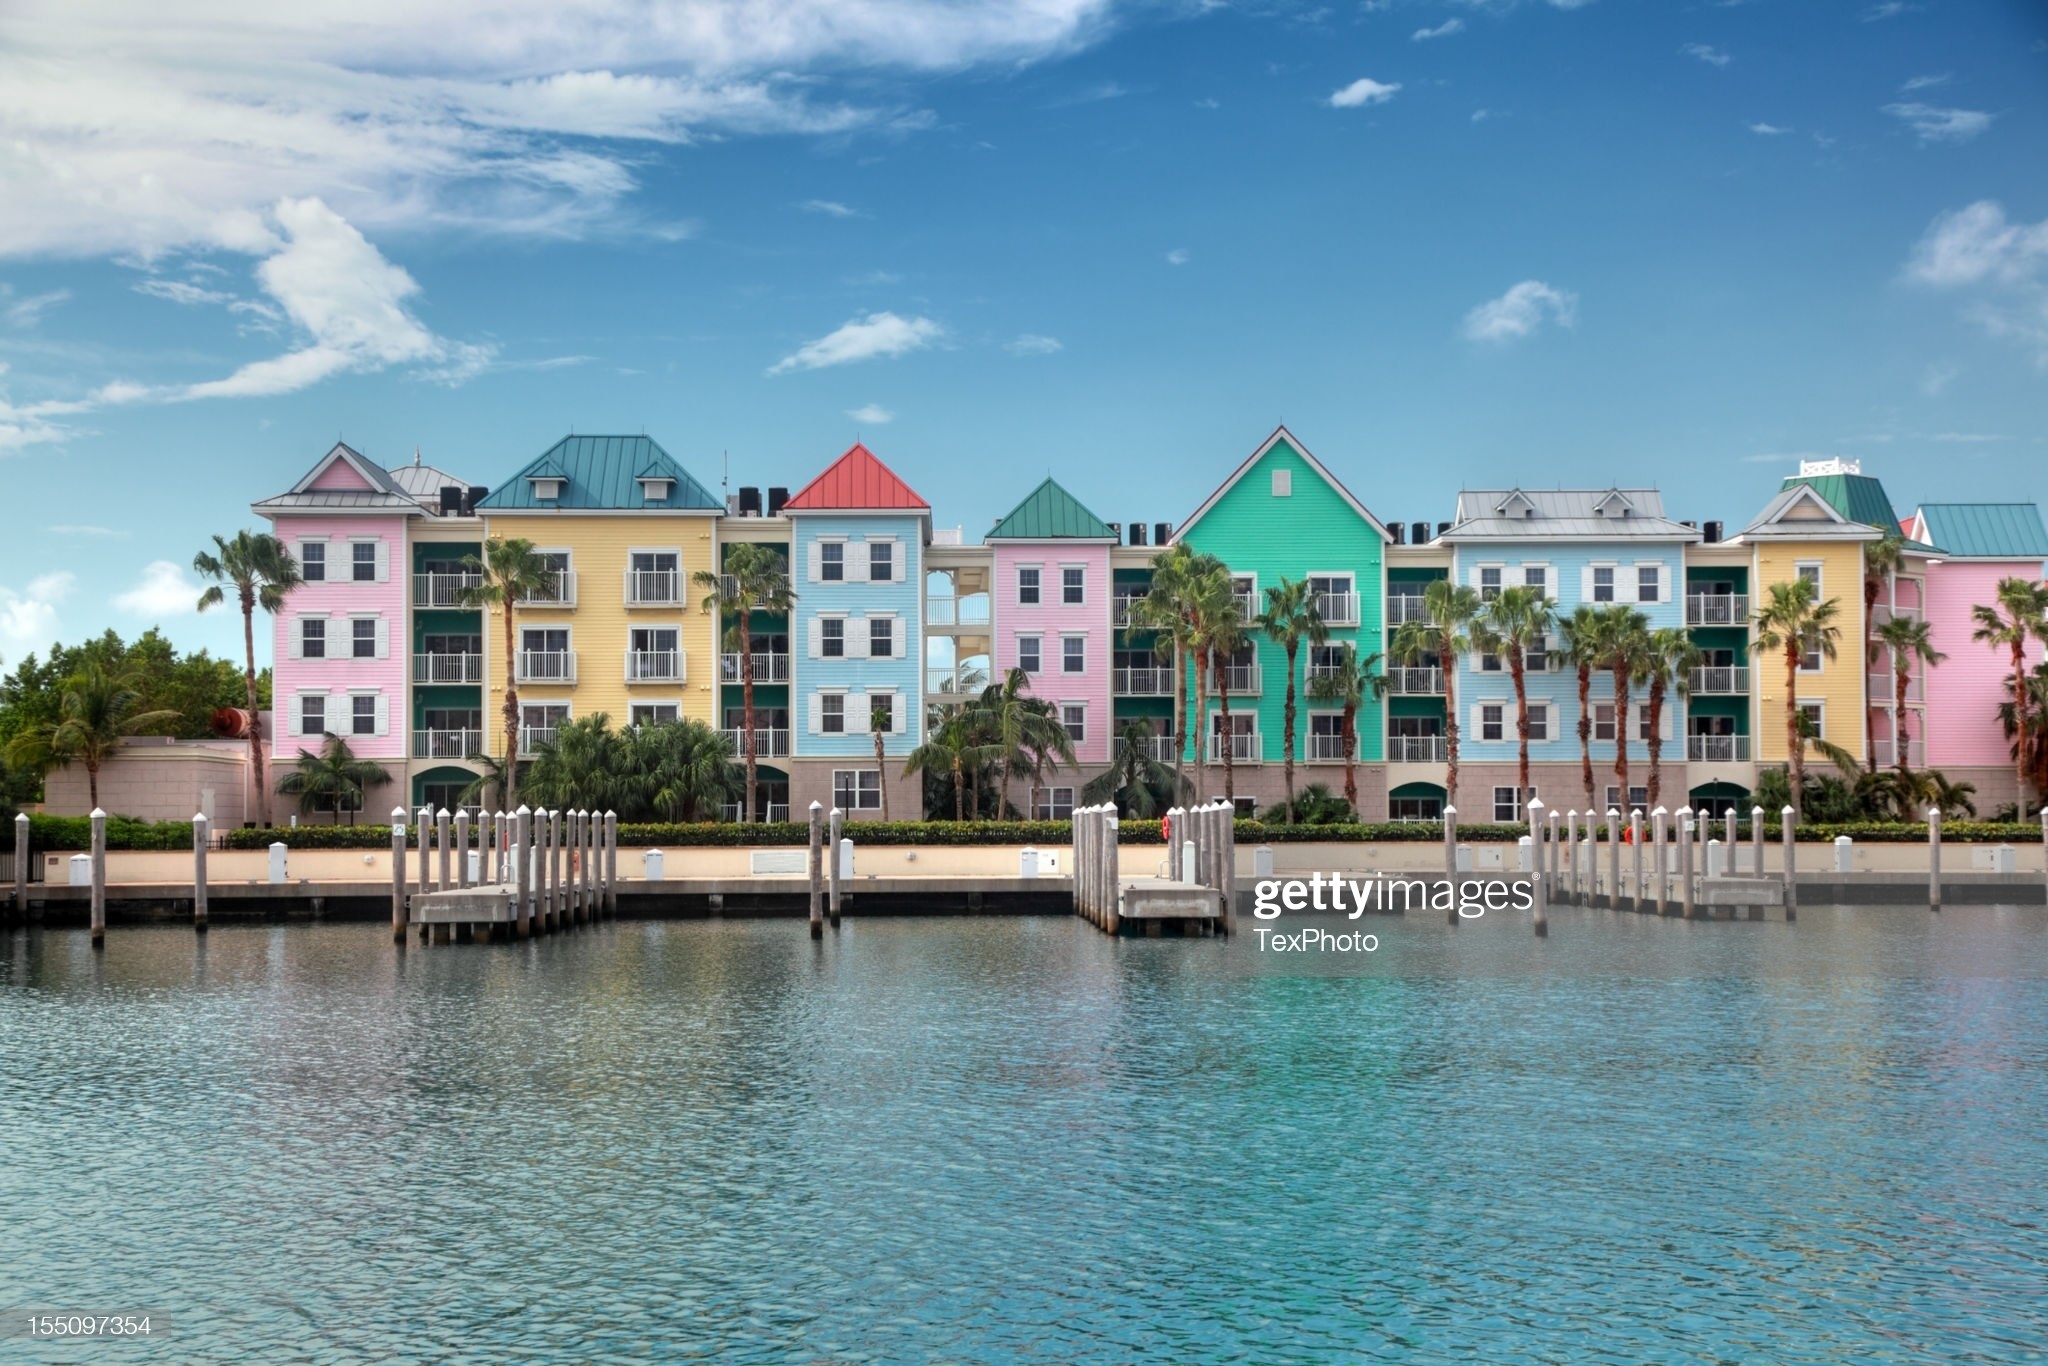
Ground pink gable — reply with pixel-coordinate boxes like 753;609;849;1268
309;457;375;492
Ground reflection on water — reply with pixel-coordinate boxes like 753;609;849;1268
3;908;2046;1362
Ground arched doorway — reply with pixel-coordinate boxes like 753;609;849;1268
1389;781;1446;822
1688;781;1751;816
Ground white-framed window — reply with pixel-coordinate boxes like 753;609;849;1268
1528;702;1551;743
1593;566;1615;602
1594;702;1616;741
300;541;326;582
1494;786;1537;822
1523;564;1548;592
1799;627;1823;673
1796;561;1822;593
1481;703;1504;742
1526;634;1549;673
822;617;845;658
868;692;895;733
1637;564;1659;603
350;693;376;736
1034;787;1076;819
1018;566;1040;605
522;702;569;742
1018;634;1042;674
1480;647;1502;672
352;617;377;659
351;540;378;583
834;769;882;810
301;617;326;660
1062;634;1085;673
1636;703;1654;742
1479;565;1502;601
630;702;679;726
822;692;846;734
1604;785;1650;813
1271;469;1291;497
1061;702;1085;744
1061;566;1085;605
1799;700;1825;738
869;539;895;582
869;616;894;659
299;692;327;736
821;541;845;582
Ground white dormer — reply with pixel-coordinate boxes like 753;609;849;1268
1496;489;1537;520
639;477;673;502
530;476;564;500
1592;489;1635;519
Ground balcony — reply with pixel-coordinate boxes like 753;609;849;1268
1868;672;1925;704
519;572;577;608
1387;595;1427;626
1206;730;1261;762
926;598;992;628
1869;602;1921;630
1112;593;1147;627
1384;666;1444;696
723;727;790;759
721;652;791;684
517;650;577;684
1685;593;1749;627
412;572;481;608
723;802;793;823
1871;738;1926;767
412;728;481;760
412;652;483;685
518;725;560;752
1232;590;1255;620
1307;733;1357;762
626;570;682;606
1113;665;1174;696
1387;735;1447;764
1314;591;1359;627
1688;666;1750;695
1687;735;1752;763
626;650;684;683
1138;735;1180;763
1219;662;1259;694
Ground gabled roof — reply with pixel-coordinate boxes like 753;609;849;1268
475;435;720;511
1912;503;2048;560
987;477;1116;540
1734;481;1882;542
783;442;930;512
1172;425;1391;544
1780;470;1942;553
1441;487;1699;542
253;441;421;514
384;460;474;502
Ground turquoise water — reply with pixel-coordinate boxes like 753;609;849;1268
3;908;2047;1362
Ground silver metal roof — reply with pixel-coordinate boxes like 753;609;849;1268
1441;487;1700;542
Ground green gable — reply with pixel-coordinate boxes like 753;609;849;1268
1780;472;1901;535
986;477;1116;540
477;435;721;511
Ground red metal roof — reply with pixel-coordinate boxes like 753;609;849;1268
782;442;929;511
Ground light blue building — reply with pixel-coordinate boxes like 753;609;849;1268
782;443;930;818
1435;487;1701;821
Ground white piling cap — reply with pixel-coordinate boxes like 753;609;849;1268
1782;805;1797;815
1527;797;1544;811
14;812;26;824
809;799;823;810
1677;805;1692;816
1753;805;1764;815
437;808;451;819
89;807;106;819
516;804;531;815
1653;805;1667;816
1606;808;1620;818
1926;805;1940;819
392;807;408;821
1443;805;1456;817
604;810;615;820
192;811;207;824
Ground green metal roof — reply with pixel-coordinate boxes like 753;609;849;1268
1782;472;1901;531
986;477;1116;540
477;435;721;511
1914;503;2048;560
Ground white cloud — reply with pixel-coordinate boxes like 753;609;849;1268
1900;73;1950;92
48;524;127;537
1471;108;1490;123
1682;43;1730;67
1165;248;1190;266
1328;77;1401;109
1884;102;1993;144
134;278;237;307
847;403;894;424
0;570;73;660
113;560;202;617
802;199;860;218
1930;432;2002;443
3;288;70;327
1412;18;1464;39
767;310;942;374
1747;121;1791;135
1861;1;1910;18
1462;280;1577;343
1193;97;1220;109
1905;201;2048;366
1005;333;1062;356
1920;362;1958;395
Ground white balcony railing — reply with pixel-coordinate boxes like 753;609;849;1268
1384;666;1445;696
1112;593;1147;627
1868;672;1925;704
1688;666;1750;695
926;598;992;627
1685;593;1748;627
721;652;790;683
517;650;577;684
412;728;481;760
1387;735;1446;764
1307;733;1356;762
1687;735;1752;763
1314;591;1359;626
1138;735;1180;763
1113;665;1173;696
723;727;790;759
1232;590;1255;619
1220;662;1259;693
722;802;793;823
518;725;560;753
1870;603;1922;630
1872;738;1926;767
1206;730;1261;762
626;570;681;606
412;572;481;608
519;572;577;607
412;653;483;685
626;650;684;682
1387;595;1428;625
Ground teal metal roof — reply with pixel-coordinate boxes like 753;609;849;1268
477;435;721;511
986;477;1116;540
1782;472;1901;531
1915;503;2048;559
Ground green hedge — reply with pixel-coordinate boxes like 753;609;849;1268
25;813;198;852
1567;819;2041;843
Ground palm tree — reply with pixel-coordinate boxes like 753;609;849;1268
1861;531;1907;773
1473;585;1554;823
1080;717;1190;817
1198;571;1253;803
457;752;513;813
694;544;796;823
456;537;562;809
1751;577;1844;819
905;710;997;821
1640;627;1701;809
969;667;1074;818
870;698;893;821
1389;578;1480;811
1995;663;2048;810
1256;577;1329;825
4;663;180;810
1306;644;1384;817
1601;606;1652;811
1875;615;1947;775
633;718;741;822
1971;577;2048;816
194;530;301;822
1557;605;1604;811
277;732;391;824
1125;545;1205;799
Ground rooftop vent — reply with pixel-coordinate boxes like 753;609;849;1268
737;486;762;517
1154;521;1172;546
1703;520;1724;544
438;486;463;514
1129;522;1148;546
1411;521;1430;545
768;487;790;516
1389;522;1406;546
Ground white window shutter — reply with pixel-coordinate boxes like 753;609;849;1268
1469;704;1483;738
892;539;905;582
847;619;869;659
808;617;823;658
374;694;389;736
1541;567;1555;600
1658;564;1672;603
1580;566;1594;600
808;541;823;582
1467;564;1482;590
848;542;868;583
1660;705;1673;741
374;617;389;658
290;620;304;661
808;694;824;734
892;690;905;733
288;692;302;736
854;691;871;730
374;540;389;582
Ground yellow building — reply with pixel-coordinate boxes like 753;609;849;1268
1731;480;1878;766
475;436;725;755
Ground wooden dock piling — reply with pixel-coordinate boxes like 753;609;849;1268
604;811;618;917
828;807;843;928
192;812;209;932
1781;806;1797;921
89;807;107;948
549;810;565;930
455;810;472;888
1605;809;1621;910
511;807;530;937
1628;810;1643;912
390;807;408;942
1652;808;1669;915
14;811;28;921
1531;812;1548;936
436;809;451;891
1679;807;1696;919
1105;811;1122;934
807;801;824;940
1927;806;1942;911
1545;808;1561;901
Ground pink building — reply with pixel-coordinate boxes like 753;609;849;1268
1906;503;2048;815
986;479;1118;803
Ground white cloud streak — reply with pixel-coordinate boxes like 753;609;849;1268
1905;200;2048;366
1412;18;1463;40
847;403;894;424
1005;333;1062;356
1884;102;1993;144
1747;121;1790;135
1462;280;1577;343
802;199;860;218
768;311;942;375
113;560;202;617
1328;77;1401;108
0;570;73;660
1681;43;1730;67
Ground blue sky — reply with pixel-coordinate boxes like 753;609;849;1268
1;0;2044;664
